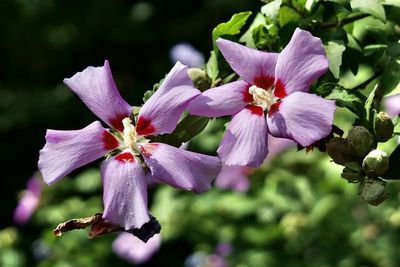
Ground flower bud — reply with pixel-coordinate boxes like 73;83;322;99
341;162;363;182
361;178;388;206
362;149;389;176
326;137;357;165
347;126;375;157
374;112;394;142
188;68;210;91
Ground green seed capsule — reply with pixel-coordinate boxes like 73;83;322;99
374;112;394;142
362;149;389;176
347;126;375;157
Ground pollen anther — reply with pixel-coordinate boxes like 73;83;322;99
248;85;274;110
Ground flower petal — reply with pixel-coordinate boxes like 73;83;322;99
217;38;278;87
217;106;269;167
136;62;200;136
274;28;328;97
384;94;400;117
215;165;251;192
187;80;250;117
64;60;132;131
112;233;161;264
101;152;150;230
38;121;118;185
265;135;295;162
267;92;335;147
139;143;221;193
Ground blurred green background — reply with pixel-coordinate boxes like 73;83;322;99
2;0;400;267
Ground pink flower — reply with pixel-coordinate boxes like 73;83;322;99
188;28;335;167
384;94;400;117
38;61;221;230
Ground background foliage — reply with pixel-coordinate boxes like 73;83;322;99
1;0;400;266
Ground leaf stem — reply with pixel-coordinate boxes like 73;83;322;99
317;13;369;28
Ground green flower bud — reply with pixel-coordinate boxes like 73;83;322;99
361;178;388;206
341;162;363;182
374;112;394;142
362;149;389;176
188;68;210;91
326;137;357;165
347;126;375;157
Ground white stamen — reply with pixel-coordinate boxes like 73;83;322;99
122;118;138;149
248;85;274;110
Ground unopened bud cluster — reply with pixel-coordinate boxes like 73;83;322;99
326;125;393;206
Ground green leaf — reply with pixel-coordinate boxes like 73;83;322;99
350;0;386;21
206;51;219;85
381;0;400;7
381;144;400;179
364;84;378;127
252;24;279;50
323;84;366;117
212;11;252;52
240;13;267;48
381;59;400;97
279;6;302;27
261;0;282;20
325;41;346;79
142;76;166;102
150;114;209;147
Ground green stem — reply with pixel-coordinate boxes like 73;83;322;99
318;13;369;29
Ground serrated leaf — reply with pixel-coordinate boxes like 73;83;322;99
381;59;400;97
212;11;252;52
325;41;346;79
350;0;386;21
143;76;166;102
150;114;209;147
324;84;366;117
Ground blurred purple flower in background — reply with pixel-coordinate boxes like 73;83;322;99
170;43;205;67
14;174;42;225
112;233;161;264
215;135;294;192
185;242;232;267
384;94;400;117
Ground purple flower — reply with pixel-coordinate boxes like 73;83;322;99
188;28;336;167
170;43;205;68
14;174;42;225
38;61;221;230
112;233;161;264
384;94;400;117
215;136;294;192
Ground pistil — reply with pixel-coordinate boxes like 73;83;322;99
248;85;274;111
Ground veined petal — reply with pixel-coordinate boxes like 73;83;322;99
187;80;250;117
139;143;221;193
217;38;278;87
274;28;328;97
217;106;269;167
38;121;118;185
101;152;150;230
265;135;295;162
384;94;400;117
136;62;200;136
64;60;132;131
267;92;335;147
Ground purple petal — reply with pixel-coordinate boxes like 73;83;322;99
38;121;118;185
384;94;400;117
267;92;335;147
136;62;200;136
215;165;251;192
64;60;132;132
101;152;150;230
274;28;328;97
187;80;250;117
217;106;269;167
170;43;205;67
13;175;42;225
264;135;295;162
139;143;221;193
217;38;278;88
112;233;161;264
